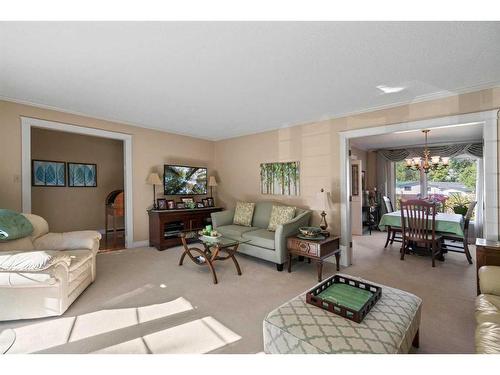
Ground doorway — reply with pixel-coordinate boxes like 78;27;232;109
21;117;134;248
339;110;498;266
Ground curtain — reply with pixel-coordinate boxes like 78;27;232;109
376;152;395;214
378;142;483;162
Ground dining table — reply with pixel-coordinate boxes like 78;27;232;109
378;211;465;236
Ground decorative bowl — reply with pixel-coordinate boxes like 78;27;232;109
299;226;322;237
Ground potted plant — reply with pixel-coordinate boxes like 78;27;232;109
447;192;470;216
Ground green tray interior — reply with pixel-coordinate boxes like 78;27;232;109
317;283;373;311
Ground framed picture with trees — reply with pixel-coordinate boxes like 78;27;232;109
260;161;300;196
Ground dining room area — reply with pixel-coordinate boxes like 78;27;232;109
347;119;488;269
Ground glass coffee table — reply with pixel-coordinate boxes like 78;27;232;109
179;232;250;284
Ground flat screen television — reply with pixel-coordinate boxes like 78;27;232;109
164;164;208;195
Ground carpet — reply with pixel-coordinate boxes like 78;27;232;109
0;232;476;353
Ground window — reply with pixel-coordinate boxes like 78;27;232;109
394;155;477;213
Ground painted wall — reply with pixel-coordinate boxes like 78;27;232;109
1;87;499;243
0;100;216;243
215;87;500;234
31;128;124;232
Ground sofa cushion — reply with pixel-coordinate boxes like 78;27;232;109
0;250;71;272
0;237;35;253
0;209;34;241
242;229;275;250
252;202;274;229
268;205;296;231
476;294;500;325
216;225;259;239
233;202;255;227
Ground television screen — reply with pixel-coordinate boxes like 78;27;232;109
164;165;208;195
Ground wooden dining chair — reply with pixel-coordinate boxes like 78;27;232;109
382;196;403;248
440;201;476;264
400;199;443;267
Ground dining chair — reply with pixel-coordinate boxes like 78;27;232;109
400;199;443;267
382;196;403;248
440;201;476;264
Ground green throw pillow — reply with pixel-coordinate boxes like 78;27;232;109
268;205;296;231
0;209;34;241
233;202;255;227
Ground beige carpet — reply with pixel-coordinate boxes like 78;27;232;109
0;232;476;353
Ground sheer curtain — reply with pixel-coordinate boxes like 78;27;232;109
376;152;395;214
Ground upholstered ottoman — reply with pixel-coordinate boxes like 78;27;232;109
263;274;422;354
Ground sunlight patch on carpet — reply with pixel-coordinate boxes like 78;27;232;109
93;317;241;354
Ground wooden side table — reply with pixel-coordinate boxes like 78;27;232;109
476;238;500;295
287;236;341;282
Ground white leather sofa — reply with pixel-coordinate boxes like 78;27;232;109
475;266;500;353
0;214;101;321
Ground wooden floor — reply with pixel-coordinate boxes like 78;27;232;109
99;232;126;252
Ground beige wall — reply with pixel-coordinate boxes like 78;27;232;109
215;87;500;234
0;100;215;242
31;128;124;232
1;87;499;243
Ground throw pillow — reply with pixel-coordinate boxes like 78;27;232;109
233;202;255;227
268;205;296;231
0;209;34;242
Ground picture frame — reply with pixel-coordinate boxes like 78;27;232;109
32;159;66;187
167;200;176;210
176;202;186;209
260;161;300;196
157;198;167;210
68;162;97;187
351;164;359;196
362;170;366;191
204;197;214;207
196;202;204;208
181;197;194;205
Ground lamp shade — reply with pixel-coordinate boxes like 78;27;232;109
311;189;333;211
146;173;162;185
208;176;218;187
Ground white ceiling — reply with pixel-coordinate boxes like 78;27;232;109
1;22;500;140
350;122;484;150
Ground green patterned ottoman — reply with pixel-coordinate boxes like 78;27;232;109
263;274;422;354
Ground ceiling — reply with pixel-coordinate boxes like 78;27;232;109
1;22;500;140
349;122;484;150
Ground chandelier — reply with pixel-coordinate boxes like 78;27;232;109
405;130;450;174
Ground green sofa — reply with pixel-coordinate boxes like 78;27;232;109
211;201;312;271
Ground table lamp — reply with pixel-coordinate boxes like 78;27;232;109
312;188;333;231
208;176;218;198
147;173;163;209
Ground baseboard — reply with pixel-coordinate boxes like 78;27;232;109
129;240;150;248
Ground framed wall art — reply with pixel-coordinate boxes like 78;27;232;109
260;161;300;196
32;160;66;187
68;162;97;187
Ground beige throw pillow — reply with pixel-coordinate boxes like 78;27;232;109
233;202;255;227
268;205;296;231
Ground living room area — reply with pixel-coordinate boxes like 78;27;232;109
1;7;500;372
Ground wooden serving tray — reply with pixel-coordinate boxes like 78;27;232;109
306;275;382;323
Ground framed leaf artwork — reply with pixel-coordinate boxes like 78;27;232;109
32;160;66;187
68;162;97;187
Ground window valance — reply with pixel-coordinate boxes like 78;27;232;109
378;142;483;162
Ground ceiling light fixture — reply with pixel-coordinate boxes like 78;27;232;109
376;85;405;94
405;129;449;174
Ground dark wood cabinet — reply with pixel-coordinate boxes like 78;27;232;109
148;207;222;250
476;238;500;294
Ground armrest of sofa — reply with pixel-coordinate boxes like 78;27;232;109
211;210;235;228
274;211;312;262
33;231;102;255
479;266;500;296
